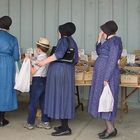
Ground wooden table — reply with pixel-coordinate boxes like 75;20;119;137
119;84;140;122
75;81;140;122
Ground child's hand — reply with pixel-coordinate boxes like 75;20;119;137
21;53;26;60
24;55;30;61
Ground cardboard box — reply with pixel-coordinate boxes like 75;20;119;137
75;66;86;72
75;72;84;84
134;50;140;56
88;55;96;66
84;71;93;81
135;60;140;64
75;65;94;85
83;71;93;85
124;66;140;72
121;74;140;85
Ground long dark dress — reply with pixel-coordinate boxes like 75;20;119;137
44;36;78;119
88;36;123;121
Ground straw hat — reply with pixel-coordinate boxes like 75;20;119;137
36;38;50;48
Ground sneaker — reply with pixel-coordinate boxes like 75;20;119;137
36;122;51;129
24;123;34;130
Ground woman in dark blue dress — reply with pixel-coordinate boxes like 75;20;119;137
37;22;78;136
0;16;20;126
88;20;123;139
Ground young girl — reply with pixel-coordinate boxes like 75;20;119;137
24;38;51;130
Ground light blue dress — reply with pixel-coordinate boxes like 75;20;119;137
0;30;20;111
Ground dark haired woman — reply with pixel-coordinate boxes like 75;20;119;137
37;22;78;136
88;20;123;139
0;16;20;126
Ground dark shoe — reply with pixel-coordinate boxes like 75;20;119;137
54;126;63;131
98;129;107;137
0;119;9;127
51;128;72;136
99;128;117;139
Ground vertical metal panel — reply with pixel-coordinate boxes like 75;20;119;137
45;0;59;46
113;0;128;50
72;0;85;50
98;0;113;25
32;0;45;48
1;0;140;53
20;0;33;52
8;0;21;45
0;0;8;16
85;0;99;53
127;0;140;52
58;0;72;24
0;0;140;53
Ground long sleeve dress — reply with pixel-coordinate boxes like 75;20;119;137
88;36;123;121
44;36;78;119
0;30;20;111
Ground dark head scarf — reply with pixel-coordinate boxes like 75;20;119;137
100;20;118;36
0;16;12;30
58;22;76;36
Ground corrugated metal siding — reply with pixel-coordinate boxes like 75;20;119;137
0;0;140;53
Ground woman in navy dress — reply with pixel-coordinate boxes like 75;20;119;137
37;22;78;136
88;20;123;139
0;16;20;126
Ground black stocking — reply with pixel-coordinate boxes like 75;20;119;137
0;112;5;122
61;119;69;130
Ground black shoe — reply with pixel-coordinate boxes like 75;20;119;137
54;126;63;131
0;119;9;127
99;128;117;139
51;128;72;136
98;129;107;137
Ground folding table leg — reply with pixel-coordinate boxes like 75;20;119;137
75;86;84;111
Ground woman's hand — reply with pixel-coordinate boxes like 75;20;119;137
97;31;104;43
36;55;57;67
36;60;47;67
104;80;108;86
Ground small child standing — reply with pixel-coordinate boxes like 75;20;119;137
24;38;51;130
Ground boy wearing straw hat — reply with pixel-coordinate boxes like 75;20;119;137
24;38;51;130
